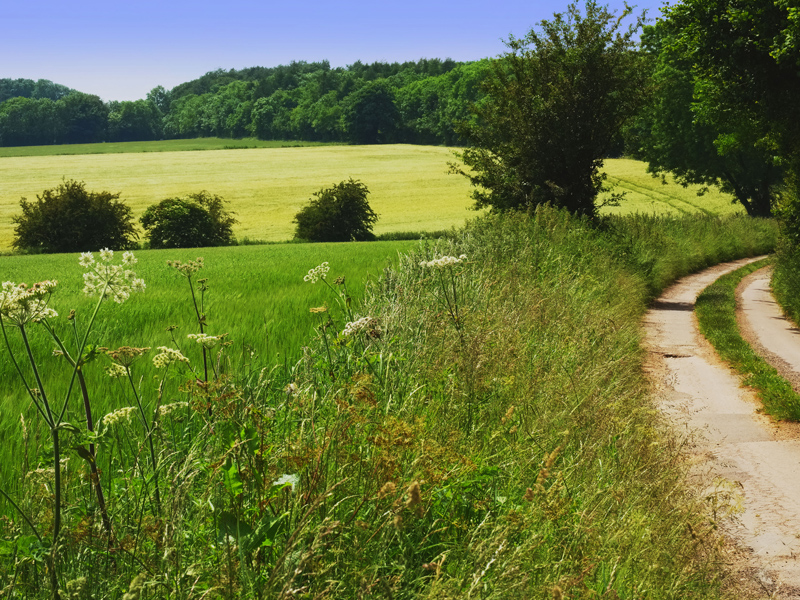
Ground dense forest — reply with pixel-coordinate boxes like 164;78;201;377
0;59;490;147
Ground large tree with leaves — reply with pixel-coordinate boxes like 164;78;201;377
628;22;783;217
660;0;800;189
456;1;648;218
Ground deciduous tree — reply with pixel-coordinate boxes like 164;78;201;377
456;1;647;218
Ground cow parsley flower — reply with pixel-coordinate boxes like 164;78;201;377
158;401;188;417
419;255;467;269
102;406;136;428
187;333;224;348
0;280;58;325
342;316;381;338
81;249;145;304
167;258;204;277
106;363;128;378
152;347;190;368
303;262;330;283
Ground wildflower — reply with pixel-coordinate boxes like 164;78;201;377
303;262;329;283
102;406;136;428
0;280;58;325
152;347;190;368
158;402;188;417
419;255;467;269
187;332;224;348
81;249;145;304
105;346;151;367
273;473;299;491
106;363;128;378
285;382;299;395
342;316;381;338
167;258;204;277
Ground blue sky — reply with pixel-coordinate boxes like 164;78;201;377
2;0;669;102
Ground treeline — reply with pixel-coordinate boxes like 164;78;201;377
0;59;490;147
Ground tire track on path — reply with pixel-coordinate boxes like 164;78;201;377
644;257;800;598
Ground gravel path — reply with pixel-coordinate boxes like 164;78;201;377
644;257;800;598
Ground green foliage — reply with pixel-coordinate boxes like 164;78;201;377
12;179;137;253
456;1;648;217
342;80;399;144
629;21;783;217
661;0;800;204
293;178;378;242
140;191;237;249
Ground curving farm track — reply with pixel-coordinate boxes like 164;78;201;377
644;258;800;598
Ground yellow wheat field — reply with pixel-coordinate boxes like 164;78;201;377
0;145;741;251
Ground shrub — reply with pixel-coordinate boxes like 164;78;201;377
12;179;138;253
140;191;237;249
293;178;378;242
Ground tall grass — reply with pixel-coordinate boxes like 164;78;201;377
0;208;777;598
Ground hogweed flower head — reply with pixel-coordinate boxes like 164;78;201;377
81;249;145;304
102;406;136;428
106;363;128;378
342;316;381;338
167;257;204;277
419;254;467;269
152;346;190;368
303;262;329;283
105;346;151;367
187;332;226;349
158;401;188;418
0;280;58;325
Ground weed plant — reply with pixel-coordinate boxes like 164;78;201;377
0;207;777;598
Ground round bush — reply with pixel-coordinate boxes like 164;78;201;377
140;192;237;249
293;178;378;242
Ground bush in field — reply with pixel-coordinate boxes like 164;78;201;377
294;178;378;242
12;179;138;253
140;191;237;249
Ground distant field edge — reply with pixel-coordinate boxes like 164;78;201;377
0;137;347;158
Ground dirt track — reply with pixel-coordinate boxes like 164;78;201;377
644;258;800;598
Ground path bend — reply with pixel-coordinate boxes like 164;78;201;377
644;257;800;598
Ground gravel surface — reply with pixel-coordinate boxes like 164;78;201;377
644;257;800;598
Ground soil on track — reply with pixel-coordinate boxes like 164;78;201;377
644;258;800;598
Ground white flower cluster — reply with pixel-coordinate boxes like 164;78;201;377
106;363;128;378
102;406;136;428
187;333;223;348
152;347;190;368
81;249;145;304
303;262;330;283
273;473;299;491
167;257;204;277
342;316;381;337
0;280;58;325
419;255;467;269
158;401;188;418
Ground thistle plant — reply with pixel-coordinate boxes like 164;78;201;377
0;248;144;599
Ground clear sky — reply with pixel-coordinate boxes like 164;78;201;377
2;0;669;102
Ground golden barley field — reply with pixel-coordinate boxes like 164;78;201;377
0;143;742;251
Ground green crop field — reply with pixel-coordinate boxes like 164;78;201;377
0;142;742;252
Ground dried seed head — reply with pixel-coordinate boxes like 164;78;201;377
378;481;397;500
406;481;421;508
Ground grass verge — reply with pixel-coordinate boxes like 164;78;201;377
695;258;800;421
0;209;778;598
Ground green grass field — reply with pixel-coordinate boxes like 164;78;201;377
0;142;743;252
0;137;338;158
